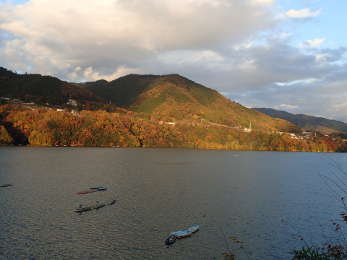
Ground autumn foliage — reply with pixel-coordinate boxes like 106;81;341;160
1;105;346;152
0;125;13;144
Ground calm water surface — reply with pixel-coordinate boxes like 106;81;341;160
0;148;346;260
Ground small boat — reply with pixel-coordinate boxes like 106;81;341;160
75;202;103;213
75;199;116;214
76;189;98;195
165;225;199;245
95;187;107;191
89;186;107;191
75;206;93;213
0;184;13;188
76;186;107;195
170;225;200;239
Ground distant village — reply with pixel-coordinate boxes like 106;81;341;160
0;96;79;114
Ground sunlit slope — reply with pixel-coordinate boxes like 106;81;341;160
88;74;299;132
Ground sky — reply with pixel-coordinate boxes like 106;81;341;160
0;0;347;121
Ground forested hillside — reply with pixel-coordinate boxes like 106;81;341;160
0;104;345;152
1;67;346;151
254;108;347;135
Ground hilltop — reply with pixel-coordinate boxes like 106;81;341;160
84;74;299;133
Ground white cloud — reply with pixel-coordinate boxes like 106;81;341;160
2;0;347;122
233;40;255;50
158;50;224;65
275;78;319;87
0;0;276;80
315;53;329;62
276;104;299;111
237;59;257;71
251;0;275;5
285;8;322;19
74;66;142;82
300;38;325;48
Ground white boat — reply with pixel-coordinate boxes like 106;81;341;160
170;225;200;239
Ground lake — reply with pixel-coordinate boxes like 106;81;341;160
0;147;346;260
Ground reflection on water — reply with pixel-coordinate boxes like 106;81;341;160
0;147;345;260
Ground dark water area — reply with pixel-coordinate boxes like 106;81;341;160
0;147;346;260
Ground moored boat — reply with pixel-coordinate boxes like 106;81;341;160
0;184;13;188
170;225;199;239
75;205;93;213
89;186;107;191
74;199;116;213
165;225;199;245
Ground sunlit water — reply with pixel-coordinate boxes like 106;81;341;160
0;147;346;260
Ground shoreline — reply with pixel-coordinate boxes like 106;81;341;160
0;144;343;153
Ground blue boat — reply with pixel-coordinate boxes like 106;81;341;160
165;225;199;245
89;186;107;191
170;225;199;238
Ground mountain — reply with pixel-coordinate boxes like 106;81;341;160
85;74;299;133
254;108;347;135
1;67;346;151
0;67;301;133
0;67;100;106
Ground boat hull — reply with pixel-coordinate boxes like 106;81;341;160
169;225;200;239
0;184;13;188
75;200;116;213
90;186;107;191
